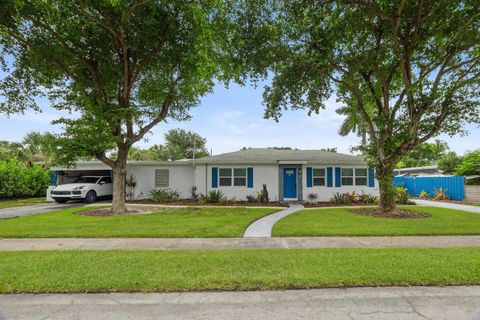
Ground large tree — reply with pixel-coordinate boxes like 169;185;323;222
161;128;209;160
233;0;480;212
0;0;229;213
396;139;449;168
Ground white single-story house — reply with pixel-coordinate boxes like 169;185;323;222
47;148;379;202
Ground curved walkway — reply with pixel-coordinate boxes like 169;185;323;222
414;199;480;214
243;204;304;237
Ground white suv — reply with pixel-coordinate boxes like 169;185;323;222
50;176;113;203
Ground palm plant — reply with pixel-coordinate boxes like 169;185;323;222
336;105;368;145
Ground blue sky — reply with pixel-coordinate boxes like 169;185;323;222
0;80;479;155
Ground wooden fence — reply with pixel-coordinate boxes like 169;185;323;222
466;185;480;202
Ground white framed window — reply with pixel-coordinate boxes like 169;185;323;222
341;168;354;186
313;168;326;186
219;168;232;186
155;169;169;187
233;168;247;186
219;168;247;187
341;168;368;186
355;168;368;186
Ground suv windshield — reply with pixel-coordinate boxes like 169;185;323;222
73;177;100;184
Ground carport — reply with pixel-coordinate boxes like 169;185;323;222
47;161;113;202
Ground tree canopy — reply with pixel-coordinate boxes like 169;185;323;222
111;128;209;161
456;150;480;176
233;0;480;211
396;140;449;168
0;0;231;212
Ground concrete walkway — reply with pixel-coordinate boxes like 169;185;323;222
1;235;480;251
1;286;480;320
414;199;480;214
243;204;304;237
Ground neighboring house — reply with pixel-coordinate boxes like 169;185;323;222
393;165;446;177
48;148;378;202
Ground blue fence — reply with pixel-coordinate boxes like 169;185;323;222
393;176;465;200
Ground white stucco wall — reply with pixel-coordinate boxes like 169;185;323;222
49;161;379;202
301;164;379;202
127;164;194;200
200;164;279;201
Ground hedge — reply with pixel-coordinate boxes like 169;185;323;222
0;160;49;198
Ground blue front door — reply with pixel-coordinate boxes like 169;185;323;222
283;168;297;199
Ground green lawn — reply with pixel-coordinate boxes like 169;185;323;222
0;248;479;293
0;197;47;209
0;206;278;238
273;206;480;237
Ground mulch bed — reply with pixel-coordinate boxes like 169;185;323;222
74;207;153;217
352;208;432;219
126;199;289;207
303;202;376;208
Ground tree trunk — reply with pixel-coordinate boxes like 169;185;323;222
376;164;396;212
111;164;127;214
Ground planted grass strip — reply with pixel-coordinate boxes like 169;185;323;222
0;206;279;238
273;206;480;236
0;248;479;293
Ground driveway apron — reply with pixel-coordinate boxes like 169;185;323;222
0;202;84;220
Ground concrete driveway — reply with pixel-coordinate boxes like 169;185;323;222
414;199;480;214
0;201;108;220
0;286;479;320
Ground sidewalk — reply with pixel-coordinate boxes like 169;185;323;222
1;286;479;320
1;235;480;251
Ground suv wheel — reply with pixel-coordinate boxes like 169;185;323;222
84;190;97;203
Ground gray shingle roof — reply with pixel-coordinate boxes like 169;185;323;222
194;148;366;165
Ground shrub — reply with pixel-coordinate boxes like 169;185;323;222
358;192;378;204
307;193;319;202
200;190;225;203
257;190;266;203
419;190;429;199
346;191;358;203
330;192;350;204
150;188;180;202
191;186;199;201
395;187;413;204
433;187;448;201
245;194;256;203
221;197;237;205
0;160;49;198
126;174;137;201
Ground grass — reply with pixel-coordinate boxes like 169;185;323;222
0;197;47;209
273;206;480;237
0;248;479;293
0;206;278;238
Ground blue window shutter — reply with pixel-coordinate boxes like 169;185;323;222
109;170;113;182
327;167;333;187
335;167;341;187
211;167;218;188
368;167;375;187
247;167;254;188
306;167;313;187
